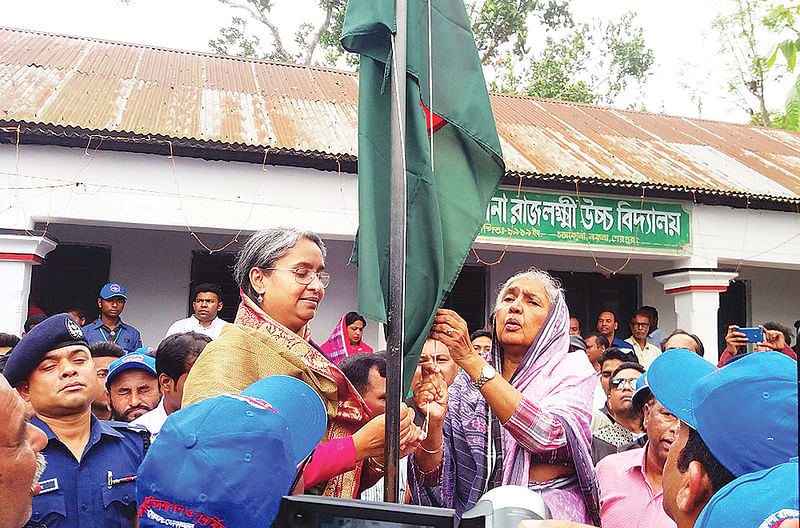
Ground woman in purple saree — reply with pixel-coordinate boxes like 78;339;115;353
409;268;600;525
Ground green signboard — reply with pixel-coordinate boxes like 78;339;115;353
478;188;691;250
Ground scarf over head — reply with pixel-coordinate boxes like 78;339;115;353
495;290;600;524
181;292;371;499
409;288;599;524
320;313;374;364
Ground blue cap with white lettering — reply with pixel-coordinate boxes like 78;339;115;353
99;282;127;299
106;353;157;388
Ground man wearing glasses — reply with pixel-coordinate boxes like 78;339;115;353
625;310;662;368
165;283;229;340
592;362;646;463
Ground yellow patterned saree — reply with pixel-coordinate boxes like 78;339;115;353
182;294;372;498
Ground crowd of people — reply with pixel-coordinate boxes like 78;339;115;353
0;226;797;528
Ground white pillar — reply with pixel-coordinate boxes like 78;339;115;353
0;234;57;335
653;268;739;365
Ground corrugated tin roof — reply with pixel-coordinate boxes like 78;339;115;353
1;26;799;203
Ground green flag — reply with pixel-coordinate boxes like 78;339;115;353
341;0;505;390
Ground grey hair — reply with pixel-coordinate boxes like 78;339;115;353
493;267;563;314
234;227;327;301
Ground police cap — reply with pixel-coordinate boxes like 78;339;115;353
3;313;88;386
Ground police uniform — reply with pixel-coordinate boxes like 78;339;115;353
2;314;149;528
82;318;142;353
26;417;147;528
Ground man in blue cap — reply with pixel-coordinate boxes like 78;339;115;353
3;313;148;528
105;352;160;423
648;349;798;528
82;282;142;353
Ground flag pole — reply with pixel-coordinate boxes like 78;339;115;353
385;0;407;504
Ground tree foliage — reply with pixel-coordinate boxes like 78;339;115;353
764;4;800;129
206;0;654;106
712;0;779;126
492;13;654;105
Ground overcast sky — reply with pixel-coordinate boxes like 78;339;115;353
3;0;790;123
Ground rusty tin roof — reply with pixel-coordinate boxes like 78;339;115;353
1;26;798;203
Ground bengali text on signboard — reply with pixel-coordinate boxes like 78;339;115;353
478;188;691;250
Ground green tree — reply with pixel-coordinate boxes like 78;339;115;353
493;13;654;105
712;0;779;126
206;0;654;106
764;4;800;129
209;17;265;58
209;0;347;63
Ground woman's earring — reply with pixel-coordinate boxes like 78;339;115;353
257;294;263;303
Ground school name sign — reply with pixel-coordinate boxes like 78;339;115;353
478;189;691;250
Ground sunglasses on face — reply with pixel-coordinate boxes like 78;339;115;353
610;377;638;390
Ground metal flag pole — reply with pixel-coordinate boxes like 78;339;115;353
385;0;408;504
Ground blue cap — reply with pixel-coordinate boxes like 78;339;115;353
134;346;155;358
631;371;651;411
136;376;327;528
106;353;157;388
648;349;798;477
3;313;88;386
99;282;127;299
695;459;798;528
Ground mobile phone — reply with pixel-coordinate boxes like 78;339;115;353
738;327;764;343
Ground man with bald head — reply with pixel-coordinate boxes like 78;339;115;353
662;330;704;356
0;375;48;528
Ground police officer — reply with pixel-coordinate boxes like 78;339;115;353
82;283;143;353
3;313;147;528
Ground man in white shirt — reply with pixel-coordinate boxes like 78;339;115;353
132;331;210;441
625;310;662;368
164;283;228;340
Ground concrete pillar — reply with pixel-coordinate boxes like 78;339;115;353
653;268;739;365
0;234;57;335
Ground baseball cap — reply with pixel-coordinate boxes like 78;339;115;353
99;282;127;299
136;375;327;528
694;458;799;528
3;313;88;386
648;349;798;477
106;353;157;388
631;371;651;411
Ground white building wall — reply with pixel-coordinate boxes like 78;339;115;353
34;223;375;349
0;144;359;237
2;143;798;347
738;266;800;334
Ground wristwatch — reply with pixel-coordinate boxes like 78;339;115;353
473;364;497;390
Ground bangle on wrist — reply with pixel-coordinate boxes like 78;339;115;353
369;457;385;470
419;440;444;454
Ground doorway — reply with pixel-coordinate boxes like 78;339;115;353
29;244;111;321
550;270;640;340
189;251;240;323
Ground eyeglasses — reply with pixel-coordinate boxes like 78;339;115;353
610;377;638;390
631;322;650;327
260;267;330;288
